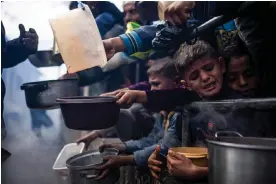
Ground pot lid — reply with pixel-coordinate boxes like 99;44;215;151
66;150;103;171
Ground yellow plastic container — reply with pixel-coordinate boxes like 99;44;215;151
170;147;208;167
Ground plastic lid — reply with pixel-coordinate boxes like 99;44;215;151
53;143;85;171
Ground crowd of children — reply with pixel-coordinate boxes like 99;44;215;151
78;36;275;183
76;1;276;184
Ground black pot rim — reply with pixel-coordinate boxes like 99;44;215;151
207;137;276;151
56;96;117;104
21;79;78;90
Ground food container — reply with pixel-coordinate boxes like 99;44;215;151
170;147;208;167
57;96;120;130
66;148;120;184
158;147;208;183
53;143;85;175
207;131;276;184
21;79;80;109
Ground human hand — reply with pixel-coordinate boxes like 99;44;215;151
103;37;125;60
103;39;116;60
164;1;195;25
100;89;122;97
148;145;162;179
101;89;147;105
98;142;126;153
19;24;38;54
166;150;198;179
94;155;133;180
76;130;101;149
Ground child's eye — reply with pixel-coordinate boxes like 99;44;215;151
228;76;237;82
243;69;254;78
129;9;136;15
189;72;199;81
203;64;214;72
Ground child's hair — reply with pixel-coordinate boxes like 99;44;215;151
174;40;218;72
222;36;254;67
147;57;179;79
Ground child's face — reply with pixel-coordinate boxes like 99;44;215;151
149;73;179;91
182;57;225;98
227;55;259;97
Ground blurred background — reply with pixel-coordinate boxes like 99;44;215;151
1;1;124;184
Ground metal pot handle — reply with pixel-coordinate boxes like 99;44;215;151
80;172;100;180
215;131;243;138
86;174;99;179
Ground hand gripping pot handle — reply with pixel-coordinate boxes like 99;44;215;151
215;131;243;138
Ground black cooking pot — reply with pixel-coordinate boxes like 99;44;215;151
56;96;120;130
52;53;64;64
21;79;80;109
29;51;63;67
207;131;276;184
52;53;106;87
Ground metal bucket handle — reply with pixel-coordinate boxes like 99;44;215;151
215;131;243;138
80;171;101;180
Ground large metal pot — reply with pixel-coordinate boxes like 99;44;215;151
66;149;119;184
207;131;276;184
21;79;81;109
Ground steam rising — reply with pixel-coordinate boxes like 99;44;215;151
185;100;275;141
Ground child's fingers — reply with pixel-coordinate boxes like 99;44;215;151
148;159;162;166
148;164;161;172
150;170;159;180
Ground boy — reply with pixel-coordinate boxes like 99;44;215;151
223;39;260;97
93;57;182;180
